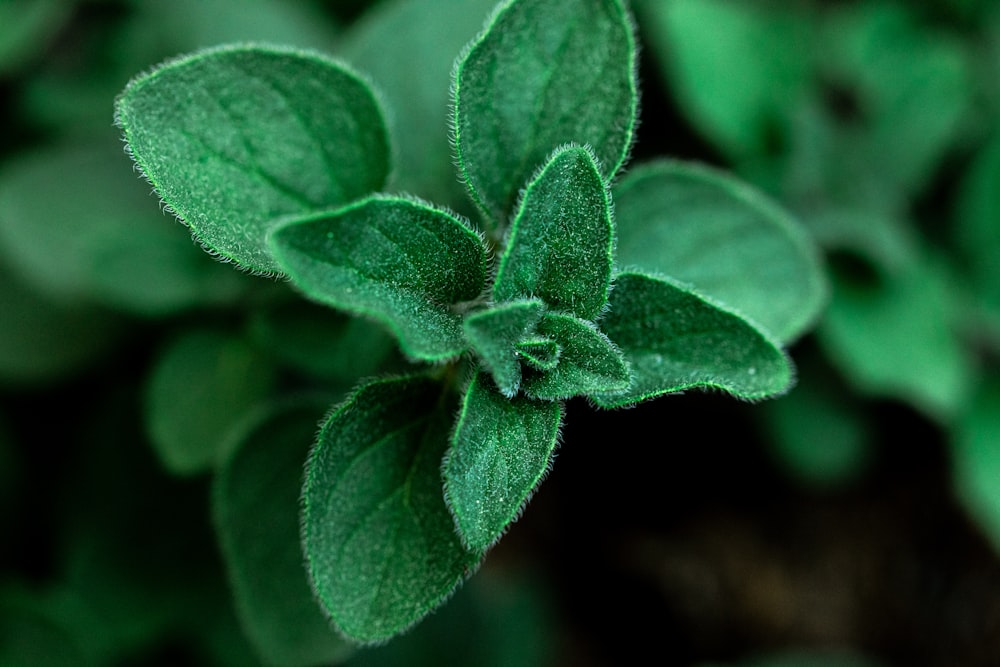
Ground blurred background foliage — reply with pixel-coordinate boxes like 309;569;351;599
2;0;1000;665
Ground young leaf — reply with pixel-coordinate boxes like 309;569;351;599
463;299;547;397
594;272;792;407
269;196;487;361
521;313;630;401
144;328;276;476
516;337;561;371
493;146;614;320
444;371;563;553
213;400;353;667
453;0;637;228
613;160;826;343
115;44;390;274
302;375;479;644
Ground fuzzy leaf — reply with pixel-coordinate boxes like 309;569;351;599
444;371;563;553
144;329;276;475
464;300;547;397
302;375;479;644
516;337;560;372
213;400;353;667
493;146;614;320
521;313;629;401
453;0;637;228
594;273;792;407
269;196;487;361
614;161;825;343
115;44;390;274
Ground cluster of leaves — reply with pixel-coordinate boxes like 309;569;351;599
113;0;824;648
638;0;1000;546
7;0;1000;665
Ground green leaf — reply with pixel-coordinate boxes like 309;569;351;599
0;139;247;315
516;337;561;372
213;400;353;667
463;300;547;397
817;252;973;422
493;146;614;320
444;371;563;553
613;160;826;343
302;375;479;644
340;0;499;210
594;272;793;407
0;0;71;75
453;0;637;228
521;313;629;401
0;261;118;385
248;299;399;384
636;0;812;159
144;329;276;476
269;196;487;361
952;381;1000;555
115;44;390;274
955;129;1000;319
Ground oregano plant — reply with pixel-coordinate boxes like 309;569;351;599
115;0;824;651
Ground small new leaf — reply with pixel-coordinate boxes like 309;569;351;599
269;196;487;361
453;0;637;228
493;146;614;320
302;375;479;644
444;371;563;553
463;299;547;397
115;44;390;274
522;313;630;401
595;272;793;407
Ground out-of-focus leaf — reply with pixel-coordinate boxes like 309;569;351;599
0;597;85;667
0;0;72;76
144;329;276;476
0;260;118;385
214;400;353;667
342;568;555;667
952;380;1000;554
955;129;1000;321
636;0;813;160
614;160;826;343
137;0;339;54
0;139;247;315
340;0;499;210
818;253;973;422
759;372;872;489
116;45;390;274
248;299;399;383
823;1;973;193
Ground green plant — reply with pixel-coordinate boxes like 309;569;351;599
114;0;823;652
